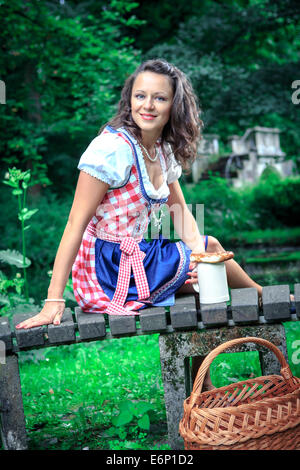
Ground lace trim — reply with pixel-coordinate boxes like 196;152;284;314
79;166;113;186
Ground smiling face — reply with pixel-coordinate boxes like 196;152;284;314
131;71;174;141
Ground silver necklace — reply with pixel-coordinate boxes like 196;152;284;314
138;141;158;162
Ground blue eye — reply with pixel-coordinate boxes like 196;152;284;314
134;94;167;101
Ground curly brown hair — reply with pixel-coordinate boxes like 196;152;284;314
102;59;203;170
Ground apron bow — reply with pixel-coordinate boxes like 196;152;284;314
106;237;150;315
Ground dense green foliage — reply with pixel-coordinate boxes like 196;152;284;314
1;0;299;195
183;173;300;243
1;0;142;191
245;173;300;228
144;0;300;165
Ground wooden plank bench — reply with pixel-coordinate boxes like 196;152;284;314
0;284;299;450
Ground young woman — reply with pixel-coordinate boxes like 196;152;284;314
16;59;264;329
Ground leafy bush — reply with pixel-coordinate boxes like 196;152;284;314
244;173;300;228
182;173;300;245
182;175;256;242
0;182;73;305
0;168;44;316
104;399;155;443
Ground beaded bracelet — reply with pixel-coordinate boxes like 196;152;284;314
44;299;66;302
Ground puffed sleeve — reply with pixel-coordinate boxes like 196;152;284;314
77;131;133;188
165;144;182;184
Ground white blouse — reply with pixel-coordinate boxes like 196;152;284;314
77;128;182;200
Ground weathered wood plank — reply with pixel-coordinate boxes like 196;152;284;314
108;314;137;336
173;294;197;306
75;307;106;340
47;308;75;344
13;314;45;349
200;302;228;327
139;307;167;332
170;304;197;329
0;317;13;352
231;288;259;324
262;285;291;321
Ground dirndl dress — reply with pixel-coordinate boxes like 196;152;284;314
72;126;207;315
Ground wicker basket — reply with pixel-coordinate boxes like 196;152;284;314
179;337;300;450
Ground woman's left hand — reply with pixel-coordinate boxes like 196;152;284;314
185;240;206;284
185;250;235;284
185;261;198;284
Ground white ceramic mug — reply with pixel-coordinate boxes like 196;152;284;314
192;262;229;304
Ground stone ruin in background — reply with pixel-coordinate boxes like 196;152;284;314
191;127;296;187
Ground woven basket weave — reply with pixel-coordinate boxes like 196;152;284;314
179;337;300;450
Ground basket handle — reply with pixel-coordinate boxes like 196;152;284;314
190;336;293;405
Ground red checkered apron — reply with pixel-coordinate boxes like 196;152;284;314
72;128;164;314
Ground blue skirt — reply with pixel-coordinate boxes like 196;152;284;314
94;235;208;309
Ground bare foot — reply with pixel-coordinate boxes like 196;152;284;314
259;293;294;307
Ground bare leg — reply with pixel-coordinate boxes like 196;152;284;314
206;237;263;297
177;235;263;297
205;237;294;300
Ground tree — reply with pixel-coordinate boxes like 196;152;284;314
144;0;300;166
0;0;142;193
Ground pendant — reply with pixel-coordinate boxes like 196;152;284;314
151;203;166;231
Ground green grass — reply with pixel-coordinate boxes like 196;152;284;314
18;335;170;451
17;321;300;451
229;227;300;247
245;250;300;264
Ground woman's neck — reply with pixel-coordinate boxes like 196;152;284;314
140;130;161;153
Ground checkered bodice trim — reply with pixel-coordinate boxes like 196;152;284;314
86;126;168;241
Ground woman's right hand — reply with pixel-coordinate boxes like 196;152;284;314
15;302;65;329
